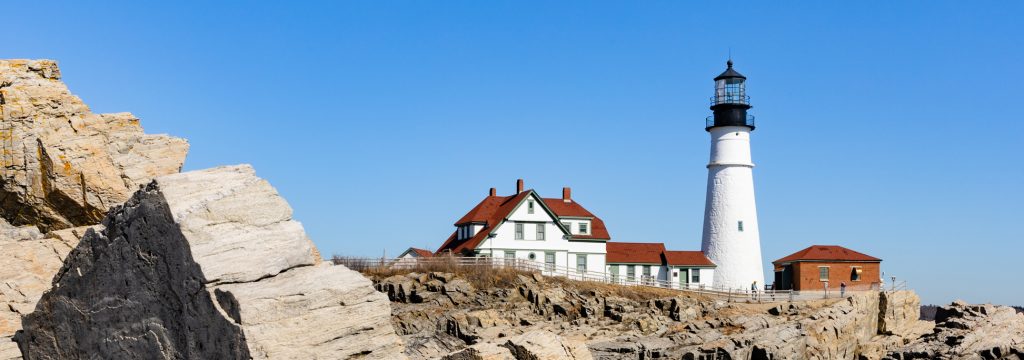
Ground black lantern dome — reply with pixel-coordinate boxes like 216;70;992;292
707;60;755;131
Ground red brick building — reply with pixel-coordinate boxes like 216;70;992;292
772;245;881;291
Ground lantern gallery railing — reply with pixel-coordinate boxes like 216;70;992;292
710;94;750;106
706;115;756;128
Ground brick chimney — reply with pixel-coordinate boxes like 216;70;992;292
489;187;496;196
516;179;524;194
562;187;572;203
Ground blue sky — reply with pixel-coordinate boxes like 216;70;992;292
5;1;1021;305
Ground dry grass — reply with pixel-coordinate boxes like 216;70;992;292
332;255;533;290
332;254;707;302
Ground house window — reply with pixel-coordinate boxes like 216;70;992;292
627;265;636;282
691;269;700;283
738;221;744;232
504;251;515;260
561;222;571;232
610;266;620;282
515;223;524;240
819;266;830;281
643;265;652;285
578;222;588;234
851;267;862;281
544;252;555;271
576;254;587;273
536;223;545;240
528;200;535;214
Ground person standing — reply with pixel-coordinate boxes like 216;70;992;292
840;281;847;297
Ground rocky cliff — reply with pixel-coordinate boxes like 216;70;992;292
0;59;187;359
0;59;187;231
15;165;406;359
370;269;936;360
886;300;1024;359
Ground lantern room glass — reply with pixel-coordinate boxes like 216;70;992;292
714;78;747;105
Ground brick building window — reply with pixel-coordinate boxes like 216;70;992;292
818;266;829;281
851;267;862;281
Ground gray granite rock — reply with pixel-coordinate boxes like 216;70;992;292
15;165;406;359
886;301;1024;359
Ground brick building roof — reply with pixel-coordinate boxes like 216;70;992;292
772;245;881;265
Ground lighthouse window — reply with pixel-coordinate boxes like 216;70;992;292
738;221;744;232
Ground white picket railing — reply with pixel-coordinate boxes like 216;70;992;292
337;256;887;303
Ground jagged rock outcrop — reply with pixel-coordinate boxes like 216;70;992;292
0;59;186;359
0;220;95;360
15;165;406;359
886;300;1024;359
370;269;936;360
0;59;188;231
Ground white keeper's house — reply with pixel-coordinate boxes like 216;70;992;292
417;179;716;290
434;179;610;273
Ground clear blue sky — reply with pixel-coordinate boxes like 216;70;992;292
5;1;1021;306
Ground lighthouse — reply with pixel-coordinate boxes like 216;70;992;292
700;60;765;290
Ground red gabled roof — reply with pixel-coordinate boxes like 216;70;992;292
437;190;612;255
772;245;881;265
664;250;716;267
437;191;532;255
606;242;666;264
408;248;434;257
543;199;611;240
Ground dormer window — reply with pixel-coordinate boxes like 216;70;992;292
527;200;535;214
578;222;588;234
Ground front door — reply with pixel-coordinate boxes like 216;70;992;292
679;268;689;289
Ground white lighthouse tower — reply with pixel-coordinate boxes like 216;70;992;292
700;60;765;291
